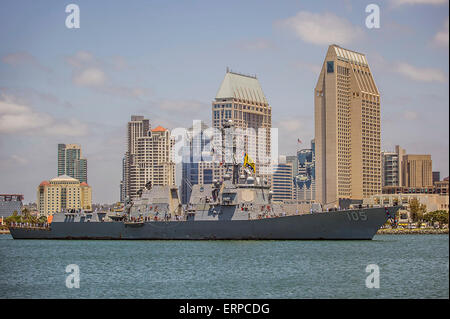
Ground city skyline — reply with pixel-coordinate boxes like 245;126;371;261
0;0;448;204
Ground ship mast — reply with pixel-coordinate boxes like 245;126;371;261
220;120;241;185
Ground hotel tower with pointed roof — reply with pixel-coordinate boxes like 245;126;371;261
212;69;272;183
315;45;381;206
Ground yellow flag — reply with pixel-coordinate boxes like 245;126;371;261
244;153;255;173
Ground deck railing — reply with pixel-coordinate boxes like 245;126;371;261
8;222;51;230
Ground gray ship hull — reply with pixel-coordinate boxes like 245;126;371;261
9;207;394;240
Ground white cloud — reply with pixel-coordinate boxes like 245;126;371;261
66;50;96;68
391;0;448;6
0;93;88;136
275;118;303;133
73;67;107;87
66;51;149;99
1;52;51;72
433;18;449;47
276;11;364;46
0;96;52;132
395;62;447;83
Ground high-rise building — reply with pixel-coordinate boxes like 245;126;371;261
37;175;92;216
122;116;175;201
381;145;405;187
314;45;381;205
212;69;272;183
272;156;293;202
57;144;87;183
293;140;316;201
122;116;150;201
402;154;432;187
181;121;214;204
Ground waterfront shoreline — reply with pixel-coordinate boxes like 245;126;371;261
2;228;448;236
377;228;448;235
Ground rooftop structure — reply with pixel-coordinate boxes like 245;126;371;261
215;69;268;104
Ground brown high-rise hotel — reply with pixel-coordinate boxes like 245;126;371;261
315;45;381;205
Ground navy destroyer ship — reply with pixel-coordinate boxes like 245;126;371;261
9;161;399;240
8;177;399;240
9;121;400;240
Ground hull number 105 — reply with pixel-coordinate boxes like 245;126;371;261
346;211;368;221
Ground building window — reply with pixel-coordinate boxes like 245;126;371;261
327;61;334;73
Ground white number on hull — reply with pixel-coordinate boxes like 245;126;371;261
346;211;367;221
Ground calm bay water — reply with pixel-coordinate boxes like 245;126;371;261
0;234;448;299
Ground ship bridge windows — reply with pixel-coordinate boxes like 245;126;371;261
222;193;236;204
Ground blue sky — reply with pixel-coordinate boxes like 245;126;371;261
0;0;448;203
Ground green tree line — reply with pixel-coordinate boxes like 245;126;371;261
409;198;448;228
2;208;47;227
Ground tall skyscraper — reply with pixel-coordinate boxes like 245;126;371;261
315;45;381;205
57;144;87;183
212;69;272;182
122;116;150;201
122;116;175;201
